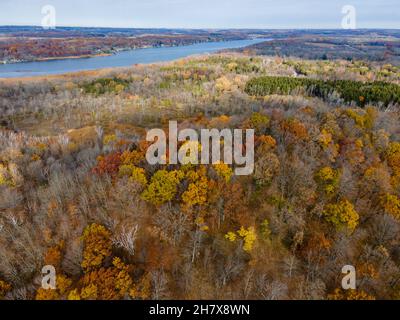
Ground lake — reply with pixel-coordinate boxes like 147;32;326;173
0;38;268;78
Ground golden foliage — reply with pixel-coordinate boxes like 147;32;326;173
381;194;400;220
78;257;133;300
225;226;257;252
181;167;209;207
358;263;379;279
130;273;152;300
81;224;112;272
322;199;359;232
120;149;144;166
0;163;12;186
130;166;148;186
67;289;81;300
57;275;73;295
118;164;147;186
35;275;72;300
182;176;209;207
281;118;308;141
179;141;201;164
328;288;375;300
345;106;377;129
318;129;333;148
0;280;11;299
225;232;237;242
141;170;184;205
237;226;257;252
257;135;277;151
103;134;117;145
315;167;340;196
35;288;60;301
213;163;233;183
215;76;233;92
249;112;270;135
386;142;400;177
44;241;64;269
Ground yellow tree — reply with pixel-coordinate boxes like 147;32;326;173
36;275;73;300
328;288;375;300
213;163;233;183
0;280;11;299
77;257;133;300
141;170;184;205
322;199;359;232
225;226;257;252
381;194;400;220
81;224;112;272
386;142;400;177
315;167;340;196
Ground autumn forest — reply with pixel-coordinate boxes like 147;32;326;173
1;31;400;301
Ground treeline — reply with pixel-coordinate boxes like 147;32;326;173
245;76;400;107
237;36;400;65
81;77;130;95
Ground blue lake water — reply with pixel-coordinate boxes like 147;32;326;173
0;38;269;78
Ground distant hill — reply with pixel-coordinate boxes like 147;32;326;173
233;30;400;65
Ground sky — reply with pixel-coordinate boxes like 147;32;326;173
0;0;399;29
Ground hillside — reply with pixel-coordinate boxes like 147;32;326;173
236;32;400;66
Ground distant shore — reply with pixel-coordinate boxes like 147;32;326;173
0;42;210;65
0;38;268;79
1;52;116;65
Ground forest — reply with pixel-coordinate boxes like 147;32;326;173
0;52;400;300
236;32;400;66
245;76;400;107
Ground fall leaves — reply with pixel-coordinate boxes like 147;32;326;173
380;194;400;220
0;280;11;299
181;168;209;208
11;103;400;300
315;167;340;196
386;142;400;177
78;257;133;300
3;54;400;301
81;224;112;272
322;200;359;232
34;224;137;300
225;226;257;252
73;225;135;300
141;170;184;206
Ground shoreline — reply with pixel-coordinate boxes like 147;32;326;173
0;43;204;65
35;52;113;62
1;52;123;65
0;38;257;66
0;51;247;83
0;38;269;81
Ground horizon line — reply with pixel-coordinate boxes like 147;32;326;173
1;25;400;31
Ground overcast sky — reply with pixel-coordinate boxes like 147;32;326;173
0;0;399;29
